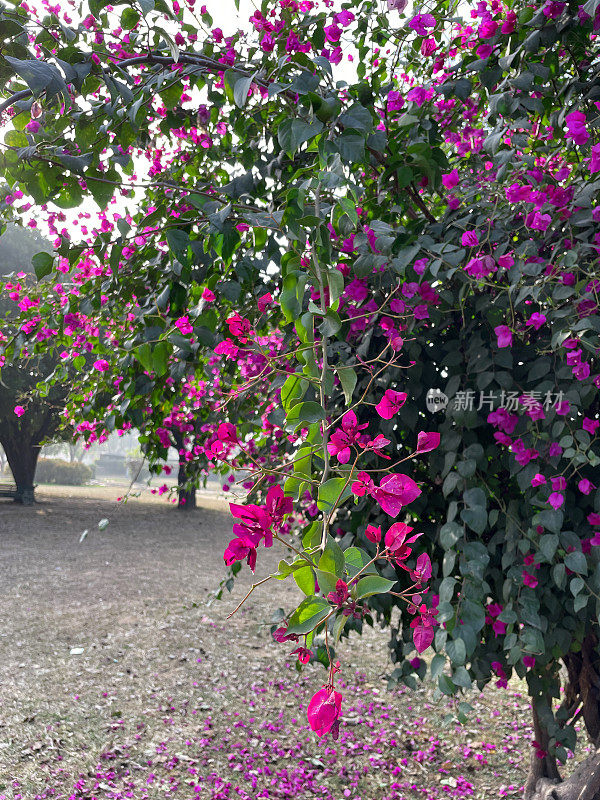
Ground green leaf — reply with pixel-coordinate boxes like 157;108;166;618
135;342;153;373
152;341;169;377
5;56;67;101
336;366;357;405
564;551;588;575
333;613;348;643
121;7;140;27
319;308;342;337
460;507;487;535
430;654;446;679
438;674;456;695
233;73;254;108
286;596;330;635
286;401;325;429
278;118;324;155
281;374;308;412
275;558;303;579
294;565;316;595
319;536;345;578
32;251;53;280
336;132;365;163
339;103;373;134
166;229;191;266
446;638;466;666
356;575;395;599
315;569;339;595
539;534;558;562
327;268;345;302
463;487;486;508
344;546;377;579
317;477;350;514
439;521;462;549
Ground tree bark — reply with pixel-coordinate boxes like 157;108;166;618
1;436;40;505
177;461;196;510
526;749;600;800
526;639;600;800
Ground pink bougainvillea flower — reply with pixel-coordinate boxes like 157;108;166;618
523;655;536;668
226;313;252;340
527;211;552;232
202;287;215;302
307;687;342;738
411;620;434;653
522;570;538;588
265;484;293;526
525;312;546;330
386;90;404;112
582;417;599;435
327;579;349;606
590;143;600;174
214;338;239;359
494;325;512;348
461;230;479;247
410;603;438;653
588;512;600;527
327;410;368;464
442;169;459;189
272;626;299;643
93;359;110;371
365;433;391;458
387;0;407;11
555;400;570;416
565;110;589;145
291;647;312;664
351;471;375;497
224;536;258;572
408;12;436;35
229;501;274;547
25;120;41;133
579;479;596;495
373;474;421;517
548;492;565;510
384;522;422;564
375;389;407;419
412;552;432;583
365;524;382;543
175;315;193;335
531;474;547;487
13;405;25;417
257;292;273;312
416;431;440;453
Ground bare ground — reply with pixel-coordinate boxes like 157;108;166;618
0;485;584;799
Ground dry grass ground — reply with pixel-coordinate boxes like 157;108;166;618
0;485;577;799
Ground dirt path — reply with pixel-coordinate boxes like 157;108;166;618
0;487;538;799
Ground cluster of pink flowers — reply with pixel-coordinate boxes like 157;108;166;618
224;485;293;571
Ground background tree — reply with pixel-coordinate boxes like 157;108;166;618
0;222;67;502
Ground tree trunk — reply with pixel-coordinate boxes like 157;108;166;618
526;637;600;800
177;462;196;510
526;749;600;800
1;437;39;505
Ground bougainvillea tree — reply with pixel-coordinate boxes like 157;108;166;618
1;0;600;794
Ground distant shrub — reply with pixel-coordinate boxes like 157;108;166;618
35;458;94;486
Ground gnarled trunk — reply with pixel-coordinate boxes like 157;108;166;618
526;749;600;800
526;635;600;800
